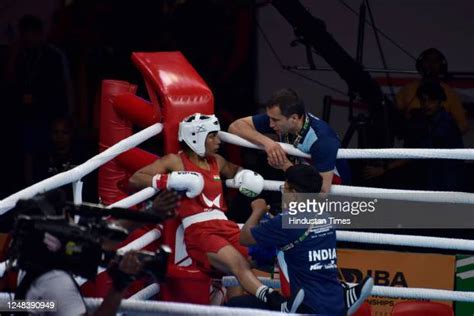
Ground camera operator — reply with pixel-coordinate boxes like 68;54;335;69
16;249;143;316
7;189;178;316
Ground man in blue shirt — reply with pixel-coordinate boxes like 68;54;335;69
232;164;372;314
229;88;350;193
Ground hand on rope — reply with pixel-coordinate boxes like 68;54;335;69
267;154;293;171
263;140;288;166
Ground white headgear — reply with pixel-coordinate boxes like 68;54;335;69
178;113;221;157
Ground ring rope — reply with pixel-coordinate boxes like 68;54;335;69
222;276;280;289
107;187;157;209
88;179;474;259
221;277;474;302
84;298;289;315
225;180;474;204
219;131;474;160
336;230;474;252
128;283;160;300
0;293;287;315
116;228;162;254
0;123;163;215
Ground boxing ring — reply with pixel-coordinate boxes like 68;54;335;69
1;52;474;315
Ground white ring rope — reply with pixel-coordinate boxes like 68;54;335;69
336;231;474;252
225;180;474;204
219;131;474;160
0;261;6;278
128;283;160;300
83;299;289;315
222;276;280;289
0;293;288;315
221;277;474;303
107;187;158;209
0;123;163;215
116;228;162;254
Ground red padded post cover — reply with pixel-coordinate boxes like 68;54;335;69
352;302;372;316
113;92;161;128
98;80;136;205
391;301;453;316
132;52;214;154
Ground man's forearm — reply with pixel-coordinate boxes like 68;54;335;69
321;178;331;193
240;212;262;246
229;119;273;147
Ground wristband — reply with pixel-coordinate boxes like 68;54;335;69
152;174;168;190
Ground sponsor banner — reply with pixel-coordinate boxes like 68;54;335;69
338;249;455;316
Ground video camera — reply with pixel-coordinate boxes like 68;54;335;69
7;190;171;281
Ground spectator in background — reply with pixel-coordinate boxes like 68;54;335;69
33;117;97;201
33;117;83;181
396;48;468;134
365;79;464;191
3;15;72;186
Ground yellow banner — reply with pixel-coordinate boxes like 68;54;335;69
338;249;455;315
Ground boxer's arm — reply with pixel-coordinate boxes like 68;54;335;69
214;154;240;179
128;154;181;190
214;154;264;197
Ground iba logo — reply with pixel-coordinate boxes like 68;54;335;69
339;268;408;287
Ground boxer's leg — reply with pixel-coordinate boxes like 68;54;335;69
207;245;286;310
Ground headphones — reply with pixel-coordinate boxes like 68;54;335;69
415;48;448;76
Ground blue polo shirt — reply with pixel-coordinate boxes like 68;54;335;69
252;113;350;183
251;213;345;314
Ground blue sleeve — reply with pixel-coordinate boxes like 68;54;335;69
250;215;293;248
252;114;274;134
310;136;340;172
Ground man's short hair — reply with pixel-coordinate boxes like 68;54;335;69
266;88;305;118
285;164;322;193
416;79;447;102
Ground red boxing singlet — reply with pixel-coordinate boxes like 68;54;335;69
177;152;227;219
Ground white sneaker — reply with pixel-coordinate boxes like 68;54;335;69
342;276;374;315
